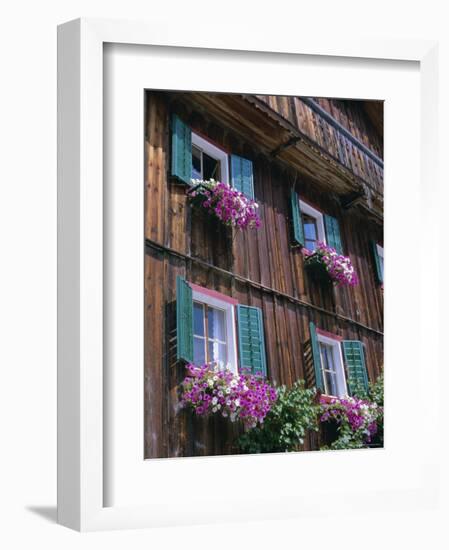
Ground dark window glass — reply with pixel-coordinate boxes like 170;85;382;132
192;145;202;179
202;151;220;181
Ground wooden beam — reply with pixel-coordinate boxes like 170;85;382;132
145;238;384;337
270;136;301;157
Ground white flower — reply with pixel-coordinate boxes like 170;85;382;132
217;404;221;410
213;375;218;381
212;397;218;405
208;379;214;387
234;399;240;407
212;407;217;413
225;388;231;394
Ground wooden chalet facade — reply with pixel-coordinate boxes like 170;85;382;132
144;91;384;459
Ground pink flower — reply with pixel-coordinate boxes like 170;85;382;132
180;363;277;428
187;179;261;230
304;242;358;287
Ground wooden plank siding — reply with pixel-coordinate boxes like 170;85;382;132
144;91;383;459
253;95;384;198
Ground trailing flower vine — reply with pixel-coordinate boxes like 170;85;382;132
180;363;277;428
302;242;358;287
187;179;261;230
238;380;320;454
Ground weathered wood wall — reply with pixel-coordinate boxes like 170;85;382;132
144;91;383;459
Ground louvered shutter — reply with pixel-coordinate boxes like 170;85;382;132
309;322;324;392
171;114;192;184
290;190;305;247
342;340;369;397
371;241;383;283
176;276;194;362
237;305;267;376
324;215;343;254
231;155;255;199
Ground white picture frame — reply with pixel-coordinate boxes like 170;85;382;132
57;17;440;531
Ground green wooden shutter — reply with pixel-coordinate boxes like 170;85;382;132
309;322;324;392
171;114;192;184
290;190;305;247
324;215;343;254
342;340;369;397
237;305;267;376
176;276;194;362
231;155;255;199
371;241;383;283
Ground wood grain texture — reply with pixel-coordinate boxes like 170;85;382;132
144;91;383;458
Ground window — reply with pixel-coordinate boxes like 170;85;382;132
191;286;238;373
376;244;384;281
193;302;227;368
191;132;229;184
171;115;254;197
309;322;368;399
177;277;268;376
299;200;326;252
317;332;347;398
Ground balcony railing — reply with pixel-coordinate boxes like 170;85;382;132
255;95;384;197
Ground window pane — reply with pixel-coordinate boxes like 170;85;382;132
303;215;317;240
192;145;202;179
208;341;227;368
324;369;338;397
305;239;316;252
321;344;336;372
202;151;220;181
207;307;226;342
193;336;206;365
193;302;205;336
303;214;318;251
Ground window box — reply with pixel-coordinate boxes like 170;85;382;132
303;243;358;287
187;182;216;209
303;251;333;285
187;180;261;230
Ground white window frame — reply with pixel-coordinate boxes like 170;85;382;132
299;199;326;250
317;333;348;398
191;132;230;184
376;243;384;280
191;288;238;374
